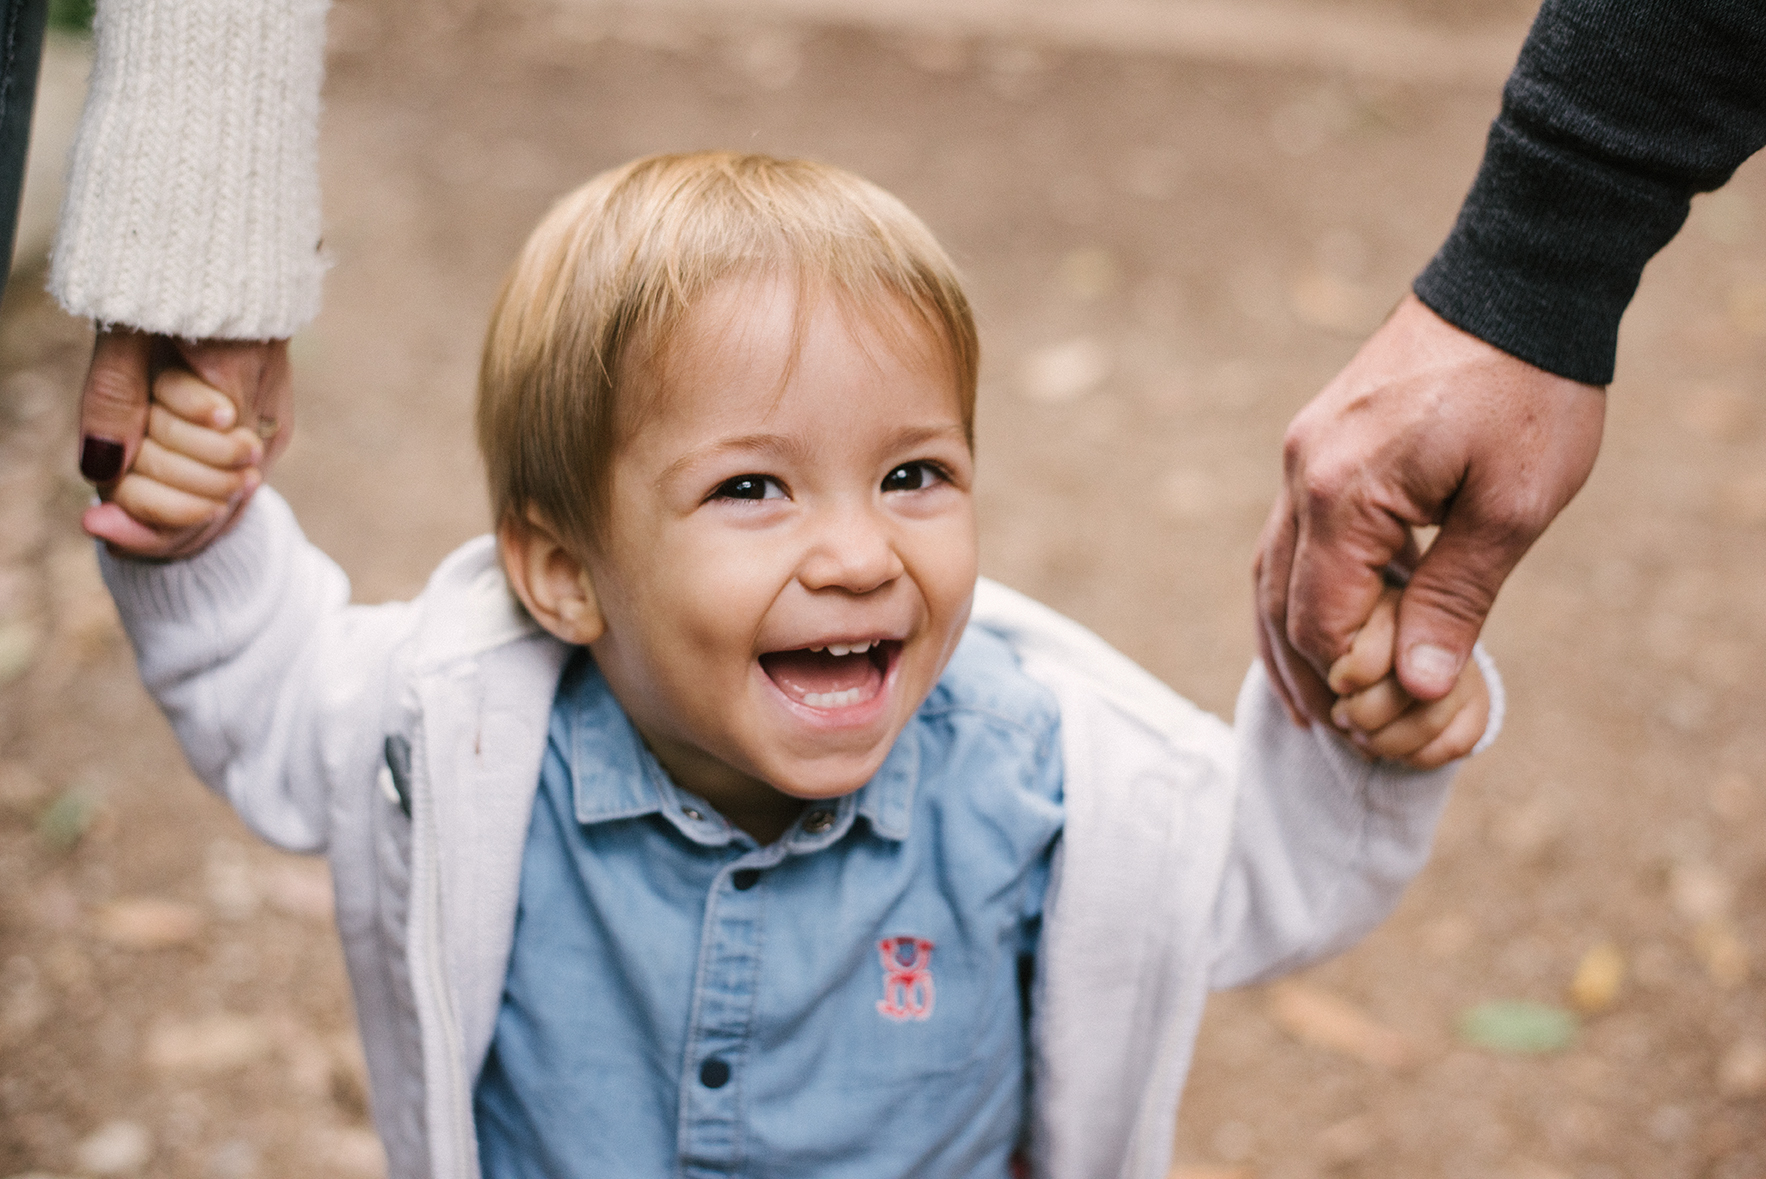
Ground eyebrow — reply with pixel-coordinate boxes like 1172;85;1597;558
656;423;967;488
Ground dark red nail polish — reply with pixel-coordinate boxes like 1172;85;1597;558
79;436;125;483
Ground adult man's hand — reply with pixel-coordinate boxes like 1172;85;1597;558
1255;294;1606;724
78;330;293;558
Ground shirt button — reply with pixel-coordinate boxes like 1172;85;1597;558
731;869;762;891
682;807;704;822
699;1057;731;1089
802;809;835;834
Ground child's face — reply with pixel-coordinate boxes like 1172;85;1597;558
583;276;978;807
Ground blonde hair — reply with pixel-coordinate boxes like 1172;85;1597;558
476;151;978;553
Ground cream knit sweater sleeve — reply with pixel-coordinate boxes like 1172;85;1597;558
49;0;328;339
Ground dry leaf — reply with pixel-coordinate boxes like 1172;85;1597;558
92;898;204;949
1266;980;1415;1071
1568;942;1625;1014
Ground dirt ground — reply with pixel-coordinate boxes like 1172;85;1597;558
5;1;1766;1176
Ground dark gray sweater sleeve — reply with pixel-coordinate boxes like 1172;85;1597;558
1413;0;1766;385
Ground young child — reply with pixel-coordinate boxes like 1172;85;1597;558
97;152;1495;1179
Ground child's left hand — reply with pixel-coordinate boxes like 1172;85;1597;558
85;368;266;560
1326;587;1489;770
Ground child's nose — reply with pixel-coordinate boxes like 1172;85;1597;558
798;504;904;594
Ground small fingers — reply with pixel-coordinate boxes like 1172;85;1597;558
153;368;239;430
1327;586;1399;696
146;403;263;470
1398;693;1491;770
109;469;235;531
1331;674;1410;734
132;434;259;503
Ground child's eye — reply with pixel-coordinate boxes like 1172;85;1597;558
711;474;786;501
881;462;944;493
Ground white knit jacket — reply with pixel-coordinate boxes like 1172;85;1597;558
100;489;1501;1179
50;0;328;338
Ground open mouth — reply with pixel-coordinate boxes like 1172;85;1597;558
759;640;899;710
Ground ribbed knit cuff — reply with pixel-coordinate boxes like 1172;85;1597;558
98;488;293;624
50;0;329;339
1414;118;1690;386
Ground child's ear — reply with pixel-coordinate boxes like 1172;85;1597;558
498;510;605;645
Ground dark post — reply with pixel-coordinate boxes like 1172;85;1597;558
0;0;48;287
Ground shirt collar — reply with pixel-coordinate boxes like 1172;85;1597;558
559;653;920;845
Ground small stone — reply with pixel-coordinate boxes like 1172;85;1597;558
1266;979;1415;1071
1718;1038;1766;1097
1020;337;1112;404
146;1014;271;1073
1568;942;1625;1014
92;898;205;949
75;1120;151;1174
1457;1000;1578;1054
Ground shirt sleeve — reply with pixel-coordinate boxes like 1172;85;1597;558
49;0;329;339
1413;0;1766;385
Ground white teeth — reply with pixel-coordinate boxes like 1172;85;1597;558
828;644;851;657
816;640;875;658
804;687;865;708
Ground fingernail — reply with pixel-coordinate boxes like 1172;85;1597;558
214;402;237;429
1407;644;1460;689
1330;702;1350;729
79;436;125;483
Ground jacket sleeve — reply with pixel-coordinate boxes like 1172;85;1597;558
98;488;413;852
50;0;328;338
1206;654;1498;988
1414;0;1766;385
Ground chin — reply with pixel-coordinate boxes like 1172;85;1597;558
765;750;890;801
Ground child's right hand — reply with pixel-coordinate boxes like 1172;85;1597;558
1325;586;1490;770
90;368;266;559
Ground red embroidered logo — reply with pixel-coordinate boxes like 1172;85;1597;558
876;937;935;1021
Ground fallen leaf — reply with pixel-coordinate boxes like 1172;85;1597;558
1457;1000;1577;1054
146;1014;271;1073
92;898;204;949
1568;942;1625;1014
1718;1038;1766;1097
37;787;98;851
1266;980;1415;1071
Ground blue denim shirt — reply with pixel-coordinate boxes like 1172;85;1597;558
473;627;1064;1178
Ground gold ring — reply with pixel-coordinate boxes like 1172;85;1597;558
254;416;280;442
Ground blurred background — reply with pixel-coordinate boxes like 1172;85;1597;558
5;0;1766;1175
